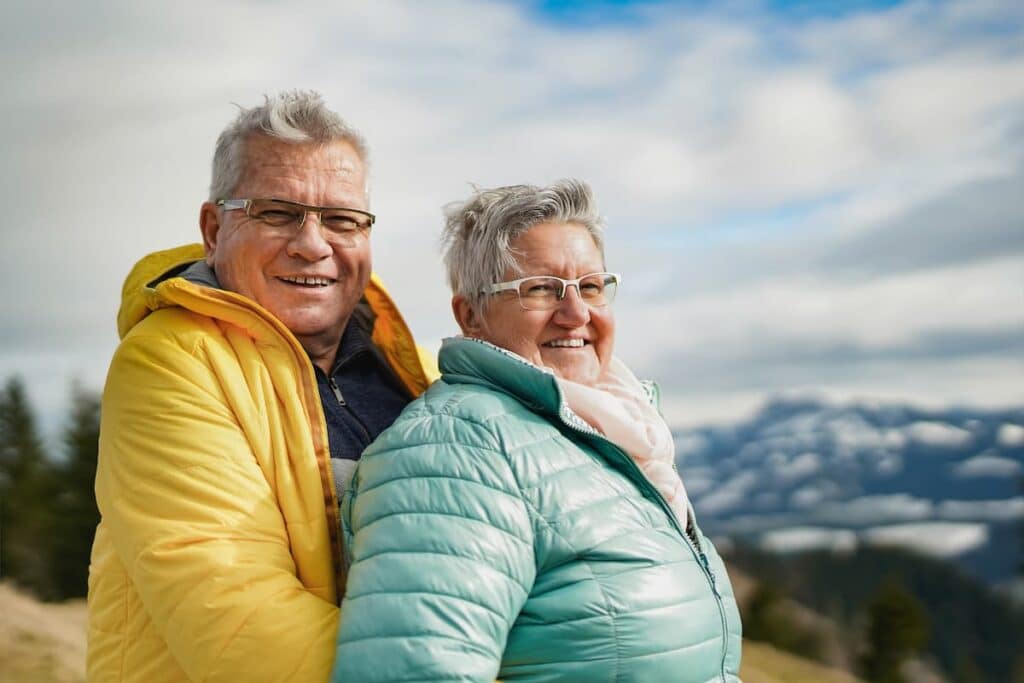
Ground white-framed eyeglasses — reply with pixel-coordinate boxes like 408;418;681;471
484;272;620;310
216;197;375;247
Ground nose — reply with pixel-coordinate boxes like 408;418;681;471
552;284;590;326
286;211;333;261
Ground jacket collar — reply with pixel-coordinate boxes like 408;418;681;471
439;337;565;418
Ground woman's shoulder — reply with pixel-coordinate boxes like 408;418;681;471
365;379;555;464
355;380;543;500
414;378;537;424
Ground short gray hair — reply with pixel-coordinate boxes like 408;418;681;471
208;90;369;201
441;179;605;313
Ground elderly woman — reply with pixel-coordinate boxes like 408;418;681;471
331;180;742;682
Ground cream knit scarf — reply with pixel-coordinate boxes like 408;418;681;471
556;358;689;527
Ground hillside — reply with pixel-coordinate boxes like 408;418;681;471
740;641;866;683
726;544;1024;681
0;582;86;683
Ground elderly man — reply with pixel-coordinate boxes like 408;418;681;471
87;91;437;682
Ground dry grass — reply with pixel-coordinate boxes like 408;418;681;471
0;582;87;683
741;640;867;683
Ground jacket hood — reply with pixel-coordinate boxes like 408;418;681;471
117;243;437;396
117;244;208;339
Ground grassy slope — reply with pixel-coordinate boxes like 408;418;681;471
741;641;867;683
0;582;87;683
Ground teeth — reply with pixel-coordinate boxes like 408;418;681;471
281;276;333;286
545;339;585;348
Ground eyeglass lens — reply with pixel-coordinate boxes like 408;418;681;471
517;274;617;310
246;199;371;245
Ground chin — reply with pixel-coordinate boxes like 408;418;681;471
553;366;599;386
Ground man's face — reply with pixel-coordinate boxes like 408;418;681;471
200;136;371;364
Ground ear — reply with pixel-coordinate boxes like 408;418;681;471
452;295;484;337
198;201;222;265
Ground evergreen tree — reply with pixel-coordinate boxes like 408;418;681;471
742;580;825;661
1013;654;1024;683
0;376;58;597
1018;472;1024;578
860;577;929;683
742;580;785;643
50;381;101;599
952;652;985;683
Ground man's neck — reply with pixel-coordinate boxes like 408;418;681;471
298;320;350;374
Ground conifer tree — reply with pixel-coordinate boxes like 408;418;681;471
0;376;58;597
860;577;929;683
952;652;985;683
1018;472;1024;578
50;381;101;598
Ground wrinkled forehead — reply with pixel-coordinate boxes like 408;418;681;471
234;135;369;204
509;222;605;276
242;136;363;175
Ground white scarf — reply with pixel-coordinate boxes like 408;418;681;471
556;358;689;527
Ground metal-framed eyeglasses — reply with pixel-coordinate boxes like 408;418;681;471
484;272;621;310
216;198;375;247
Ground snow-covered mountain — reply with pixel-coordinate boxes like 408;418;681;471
676;397;1024;583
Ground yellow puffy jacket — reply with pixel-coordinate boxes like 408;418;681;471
88;244;438;682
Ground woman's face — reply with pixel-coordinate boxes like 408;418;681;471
456;221;616;386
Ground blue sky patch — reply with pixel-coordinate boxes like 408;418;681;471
524;0;913;26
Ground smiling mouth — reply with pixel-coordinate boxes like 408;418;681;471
543;339;588;348
277;275;336;288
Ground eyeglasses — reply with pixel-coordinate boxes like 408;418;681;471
484;272;620;310
216;198;375;247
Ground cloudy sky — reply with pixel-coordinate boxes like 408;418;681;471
2;0;1022;436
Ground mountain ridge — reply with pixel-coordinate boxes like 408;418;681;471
676;395;1024;583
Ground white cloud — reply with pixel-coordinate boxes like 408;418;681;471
695;488;747;516
760;527;858;554
952;453;1023;478
773;452;823;485
874;453;904;476
681;476;715;499
674;432;709;459
2;0;1023;435
938;497;1024;521
862;522;989;558
791;485;828;509
626;257;1024;362
815;494;934;525
829;415;906;452
694;470;759;515
904;421;974;449
997;423;1024;448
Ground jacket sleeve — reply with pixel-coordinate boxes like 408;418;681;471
95;331;338;682
331;410;536;682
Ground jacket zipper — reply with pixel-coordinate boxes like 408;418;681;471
455;338;733;679
328;376;347;405
547;383;731;681
328;377;371;443
690;524;730;681
559;409;731;681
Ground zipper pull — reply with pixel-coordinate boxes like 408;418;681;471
328;377;346;406
699;552;721;596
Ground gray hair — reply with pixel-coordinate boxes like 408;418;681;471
208;89;369;201
441;179;605;313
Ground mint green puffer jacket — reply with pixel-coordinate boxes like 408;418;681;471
332;337;742;682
